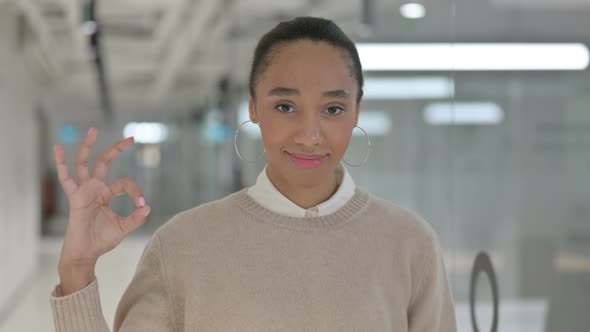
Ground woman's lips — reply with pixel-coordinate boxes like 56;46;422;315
286;152;327;169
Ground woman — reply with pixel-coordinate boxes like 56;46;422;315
50;17;457;331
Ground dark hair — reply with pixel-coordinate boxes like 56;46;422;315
248;16;364;103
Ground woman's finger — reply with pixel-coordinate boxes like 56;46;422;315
92;137;135;181
119;205;151;237
105;178;145;207
75;128;98;182
53;145;77;196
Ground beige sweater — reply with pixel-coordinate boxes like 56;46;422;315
50;188;457;331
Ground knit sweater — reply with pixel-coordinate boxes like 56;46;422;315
49;187;457;331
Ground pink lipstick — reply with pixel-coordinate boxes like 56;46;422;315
287;152;327;169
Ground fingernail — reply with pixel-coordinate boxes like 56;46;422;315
138;196;145;207
88;128;94;135
143;206;151;217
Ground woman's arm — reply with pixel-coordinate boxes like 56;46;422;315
113;233;176;331
49;129;159;331
50;233;175;332
407;229;457;332
50;277;110;331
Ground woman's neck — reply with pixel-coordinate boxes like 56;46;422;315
266;165;340;209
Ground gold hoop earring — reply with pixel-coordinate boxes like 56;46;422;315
234;120;265;163
343;126;371;167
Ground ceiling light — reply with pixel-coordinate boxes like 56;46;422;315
357;43;590;71
123;122;169;143
424;102;504;125
400;3;426;19
364;76;454;99
81;20;97;36
355;111;392;136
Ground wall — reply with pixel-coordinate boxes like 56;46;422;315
0;3;41;319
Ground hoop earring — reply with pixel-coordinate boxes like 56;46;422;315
234;120;265;163
343;126;371;167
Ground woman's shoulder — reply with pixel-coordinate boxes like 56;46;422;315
362;190;439;245
360;191;443;269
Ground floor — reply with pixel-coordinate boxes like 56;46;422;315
0;236;149;332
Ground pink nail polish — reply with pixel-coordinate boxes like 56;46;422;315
138;197;146;207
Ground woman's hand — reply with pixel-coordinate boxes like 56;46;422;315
54;128;151;295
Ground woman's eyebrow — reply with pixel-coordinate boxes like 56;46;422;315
322;89;350;99
267;87;351;99
268;87;299;96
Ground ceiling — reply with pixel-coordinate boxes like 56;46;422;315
9;0;590;116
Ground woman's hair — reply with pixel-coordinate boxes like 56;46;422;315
248;16;364;103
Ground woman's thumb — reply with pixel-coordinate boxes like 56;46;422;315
120;205;151;236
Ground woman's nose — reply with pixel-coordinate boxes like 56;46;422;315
293;115;321;148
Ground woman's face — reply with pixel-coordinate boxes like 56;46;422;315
249;40;360;186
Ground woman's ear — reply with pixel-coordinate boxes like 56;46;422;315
249;96;259;124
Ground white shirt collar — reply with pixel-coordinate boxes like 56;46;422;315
247;163;356;218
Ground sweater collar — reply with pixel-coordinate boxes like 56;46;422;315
235;186;370;231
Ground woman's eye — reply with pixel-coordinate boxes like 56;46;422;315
275;104;294;113
325;106;344;115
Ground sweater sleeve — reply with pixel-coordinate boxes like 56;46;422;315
49;278;110;331
407;228;457;332
49;233;175;332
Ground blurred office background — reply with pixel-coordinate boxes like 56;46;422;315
1;0;590;331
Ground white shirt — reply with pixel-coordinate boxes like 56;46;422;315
247;163;356;218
